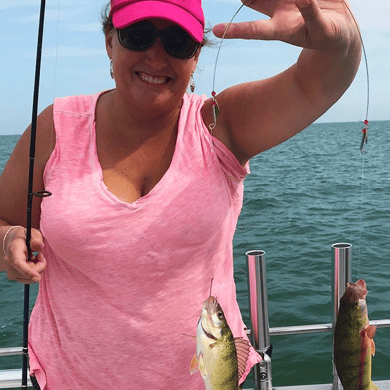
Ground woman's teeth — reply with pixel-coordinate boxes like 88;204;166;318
138;72;169;85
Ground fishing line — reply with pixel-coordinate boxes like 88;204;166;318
340;0;370;278
52;0;61;103
209;1;247;130
209;277;214;296
341;0;370;125
210;1;370;278
342;0;370;156
357;155;366;279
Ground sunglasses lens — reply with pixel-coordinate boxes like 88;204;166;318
118;21;156;52
118;21;199;60
162;26;199;59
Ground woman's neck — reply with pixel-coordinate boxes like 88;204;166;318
97;89;182;147
107;89;183;141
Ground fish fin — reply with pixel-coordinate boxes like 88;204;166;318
209;342;217;349
366;325;377;356
366;325;377;339
198;353;208;379
359;325;377;361
234;337;251;381
190;354;199;375
371;339;376;356
182;333;196;339
360;325;377;357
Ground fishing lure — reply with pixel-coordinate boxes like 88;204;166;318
360;119;369;154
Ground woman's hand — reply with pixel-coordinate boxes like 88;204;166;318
213;0;359;53
3;227;46;284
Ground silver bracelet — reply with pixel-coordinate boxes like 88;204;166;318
2;226;24;255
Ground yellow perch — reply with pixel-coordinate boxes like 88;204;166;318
334;279;378;390
190;296;250;390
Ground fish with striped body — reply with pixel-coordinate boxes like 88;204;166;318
190;296;250;390
334;279;378;390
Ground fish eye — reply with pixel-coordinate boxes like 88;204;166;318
217;311;224;319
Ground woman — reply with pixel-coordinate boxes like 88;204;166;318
0;0;361;389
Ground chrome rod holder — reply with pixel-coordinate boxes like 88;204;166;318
331;242;352;390
246;250;273;390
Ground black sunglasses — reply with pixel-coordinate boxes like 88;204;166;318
117;20;200;60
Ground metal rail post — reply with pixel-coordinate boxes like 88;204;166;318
246;250;273;390
331;243;352;390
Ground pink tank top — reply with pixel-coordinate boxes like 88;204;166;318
29;91;261;390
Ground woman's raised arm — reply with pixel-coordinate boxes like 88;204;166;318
202;0;361;165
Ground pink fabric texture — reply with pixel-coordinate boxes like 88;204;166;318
29;91;261;389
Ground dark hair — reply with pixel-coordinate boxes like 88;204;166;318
100;2;212;48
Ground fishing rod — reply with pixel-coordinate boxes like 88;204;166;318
22;0;51;388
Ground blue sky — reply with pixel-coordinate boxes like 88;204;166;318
1;0;389;135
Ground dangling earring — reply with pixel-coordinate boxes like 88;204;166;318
190;73;195;93
110;59;114;79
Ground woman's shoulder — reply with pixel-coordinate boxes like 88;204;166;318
0;104;55;228
34;104;56;170
183;92;211;127
184;92;208;107
53;91;105;115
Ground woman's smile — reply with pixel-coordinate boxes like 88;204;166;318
136;71;171;86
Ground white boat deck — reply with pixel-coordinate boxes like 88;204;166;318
1;369;390;389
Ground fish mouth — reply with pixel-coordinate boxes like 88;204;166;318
201;322;217;341
345;279;368;302
203;296;219;312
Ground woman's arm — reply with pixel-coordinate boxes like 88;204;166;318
202;0;361;165
0;105;54;282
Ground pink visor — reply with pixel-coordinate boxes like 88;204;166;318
110;0;205;43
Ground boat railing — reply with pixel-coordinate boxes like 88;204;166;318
1;243;390;389
246;244;390;390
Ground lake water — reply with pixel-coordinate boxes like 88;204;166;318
1;121;389;387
